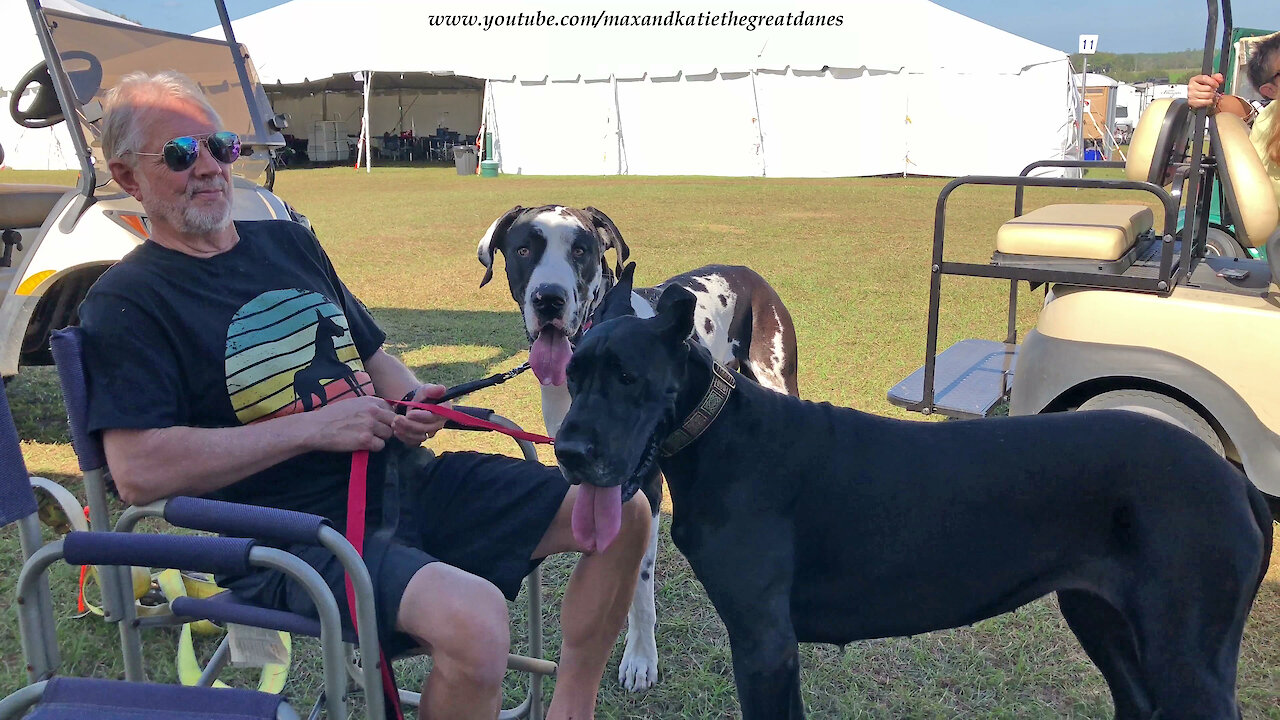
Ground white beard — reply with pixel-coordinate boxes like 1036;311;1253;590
146;179;233;234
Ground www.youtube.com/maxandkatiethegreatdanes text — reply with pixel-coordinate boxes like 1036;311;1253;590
425;10;844;33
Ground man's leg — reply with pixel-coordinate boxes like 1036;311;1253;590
533;487;653;719
396;563;512;720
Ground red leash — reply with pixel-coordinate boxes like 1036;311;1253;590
343;398;551;719
389;399;555;445
346;450;404;720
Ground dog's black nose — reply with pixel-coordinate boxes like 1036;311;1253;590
555;439;594;470
531;284;568;319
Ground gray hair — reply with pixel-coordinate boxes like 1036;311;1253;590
101;70;222;163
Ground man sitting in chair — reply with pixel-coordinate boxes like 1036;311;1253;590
80;70;651;720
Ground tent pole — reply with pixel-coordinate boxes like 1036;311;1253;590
364;71;373;173
749;69;767;177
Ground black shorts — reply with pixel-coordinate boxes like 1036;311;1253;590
222;451;569;656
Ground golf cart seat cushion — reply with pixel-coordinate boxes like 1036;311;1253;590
1126;98;1187;185
0;184;71;229
996;204;1154;260
1212;113;1280;247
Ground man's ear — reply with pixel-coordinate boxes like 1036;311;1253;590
583;206;630;277
654;284;696;345
592;262;637;324
477;206;524;288
108;157;142;200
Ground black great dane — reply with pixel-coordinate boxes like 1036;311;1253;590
554;266;1273;719
478;205;799;690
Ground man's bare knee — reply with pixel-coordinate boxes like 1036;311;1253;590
397;564;512;687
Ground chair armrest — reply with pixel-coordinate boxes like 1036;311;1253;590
63;532;254;577
443;405;495;431
163;496;331;545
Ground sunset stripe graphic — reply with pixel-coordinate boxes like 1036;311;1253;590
225;289;373;424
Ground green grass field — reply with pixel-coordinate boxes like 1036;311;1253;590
2;166;1277;718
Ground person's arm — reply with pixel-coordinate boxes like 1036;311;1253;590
364;348;448;446
105;394;398;506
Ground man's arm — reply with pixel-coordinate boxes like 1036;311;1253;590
105;396;397;506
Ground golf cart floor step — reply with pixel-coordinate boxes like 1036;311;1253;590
888;339;1018;418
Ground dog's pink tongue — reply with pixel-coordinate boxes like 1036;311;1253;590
530;329;572;386
571;483;623;553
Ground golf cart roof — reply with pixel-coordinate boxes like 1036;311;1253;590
27;0;283;188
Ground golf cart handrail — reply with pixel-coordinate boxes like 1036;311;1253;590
1178;0;1221;271
932;174;1181;289
1013;160;1126;218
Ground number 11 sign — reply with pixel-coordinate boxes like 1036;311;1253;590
1079;34;1099;55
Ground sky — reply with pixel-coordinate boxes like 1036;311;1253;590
83;0;1277;55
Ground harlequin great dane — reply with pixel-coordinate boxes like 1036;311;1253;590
477;205;799;690
554;268;1273;719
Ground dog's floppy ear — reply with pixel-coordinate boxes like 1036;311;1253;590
583;207;630;278
477;206;524;288
592;262;637;324
654;284;696;345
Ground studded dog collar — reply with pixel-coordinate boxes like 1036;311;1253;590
660;360;736;456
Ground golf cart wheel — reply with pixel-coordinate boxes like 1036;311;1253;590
1204;227;1243;258
1077;390;1224;456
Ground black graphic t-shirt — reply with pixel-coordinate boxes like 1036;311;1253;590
80;220;386;523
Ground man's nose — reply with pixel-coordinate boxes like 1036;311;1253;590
191;139;224;176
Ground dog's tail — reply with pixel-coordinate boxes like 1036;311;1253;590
1245;484;1274;598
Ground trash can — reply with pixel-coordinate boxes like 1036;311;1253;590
479;160;500;178
453;146;478;175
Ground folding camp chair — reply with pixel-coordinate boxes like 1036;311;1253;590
0;372;324;719
49;326;556;719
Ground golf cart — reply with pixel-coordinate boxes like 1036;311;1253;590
0;0;303;377
888;0;1280;514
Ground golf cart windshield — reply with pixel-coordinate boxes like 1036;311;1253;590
36;7;283;181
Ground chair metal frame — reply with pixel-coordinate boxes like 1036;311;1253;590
48;326;556;719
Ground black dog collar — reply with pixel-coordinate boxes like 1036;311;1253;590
660;361;735;456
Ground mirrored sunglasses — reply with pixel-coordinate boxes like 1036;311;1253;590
131;131;241;172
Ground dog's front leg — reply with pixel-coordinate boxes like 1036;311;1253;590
539;383;572;437
618;515;661;691
728;630;805;720
684;521;805;719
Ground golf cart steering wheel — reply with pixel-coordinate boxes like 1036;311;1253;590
10;64;64;129
10;52;104;129
1126;98;1192;185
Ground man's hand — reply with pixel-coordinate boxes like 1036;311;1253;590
1187;73;1223;110
394;384;450;447
307;395;397;452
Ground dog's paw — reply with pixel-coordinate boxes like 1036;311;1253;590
618;635;659;691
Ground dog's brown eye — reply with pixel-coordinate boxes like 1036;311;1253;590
572;247;585;258
516;247;530;257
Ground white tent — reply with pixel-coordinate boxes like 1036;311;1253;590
0;0;133;170
201;0;1075;178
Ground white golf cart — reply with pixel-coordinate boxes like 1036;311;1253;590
0;0;305;377
889;0;1280;515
